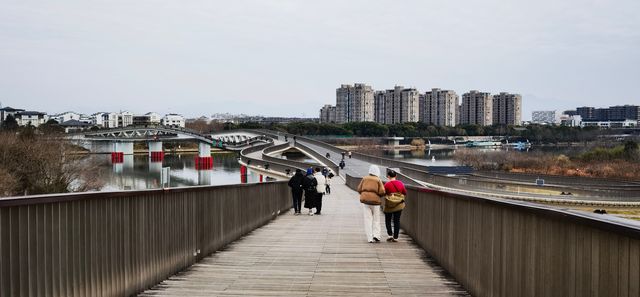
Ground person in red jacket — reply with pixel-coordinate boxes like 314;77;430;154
383;170;407;242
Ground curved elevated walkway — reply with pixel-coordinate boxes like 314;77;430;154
140;181;469;296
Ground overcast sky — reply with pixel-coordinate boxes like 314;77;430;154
1;1;638;119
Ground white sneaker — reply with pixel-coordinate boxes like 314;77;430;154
308;211;314;216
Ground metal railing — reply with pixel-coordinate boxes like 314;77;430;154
345;174;640;297
0;182;291;297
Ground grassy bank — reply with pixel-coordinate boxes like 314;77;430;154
454;141;640;180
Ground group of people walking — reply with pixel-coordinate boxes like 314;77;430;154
357;165;406;243
287;167;333;216
287;161;406;243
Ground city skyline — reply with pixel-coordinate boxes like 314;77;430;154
1;1;639;120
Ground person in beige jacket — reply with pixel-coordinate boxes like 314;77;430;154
357;165;386;243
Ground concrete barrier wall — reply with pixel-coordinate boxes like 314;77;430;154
345;174;640;297
0;182;291;297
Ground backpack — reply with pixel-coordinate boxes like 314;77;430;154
305;175;318;193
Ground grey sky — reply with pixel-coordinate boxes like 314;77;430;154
1;0;639;120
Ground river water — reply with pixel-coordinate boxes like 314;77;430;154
91;145;590;191
93;152;260;191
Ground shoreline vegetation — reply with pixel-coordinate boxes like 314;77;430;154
453;141;640;180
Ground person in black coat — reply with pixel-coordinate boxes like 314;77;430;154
302;172;318;216
288;169;305;215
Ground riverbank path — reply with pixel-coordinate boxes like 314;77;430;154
140;180;469;296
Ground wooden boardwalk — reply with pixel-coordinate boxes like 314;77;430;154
140;181;469;296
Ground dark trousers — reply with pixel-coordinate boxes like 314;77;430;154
385;210;402;239
315;193;323;214
325;185;331;194
292;190;302;213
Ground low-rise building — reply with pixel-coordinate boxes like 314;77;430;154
162;114;185;128
51;111;82;124
532;110;560;125
145;112;162;124
118;111;134;127
560;115;582;127
60;119;93;133
15;111;47;127
582;119;637;128
0;106;25;124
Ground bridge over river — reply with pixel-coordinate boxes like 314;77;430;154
2;129;640;296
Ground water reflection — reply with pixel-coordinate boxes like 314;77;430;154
97;152;248;191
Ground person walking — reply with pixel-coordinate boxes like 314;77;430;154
325;173;333;195
339;160;345;170
341;151;346;160
287;169;305;215
357;165;385;243
302;169;318;216
383;170;407;242
321;167;328;177
348;151;352;159
312;167;327;215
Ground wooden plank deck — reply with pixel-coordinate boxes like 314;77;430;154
140;181;470;296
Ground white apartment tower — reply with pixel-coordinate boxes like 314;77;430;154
335;83;375;123
420;88;459;127
382;86;420;124
319;105;337;123
493;92;522;125
460;91;493;126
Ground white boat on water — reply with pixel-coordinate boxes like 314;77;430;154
465;141;502;147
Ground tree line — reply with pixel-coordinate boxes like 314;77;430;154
188;121;607;144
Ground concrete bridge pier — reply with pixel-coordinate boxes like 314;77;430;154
198;169;212;185
148;141;164;162
195;142;213;170
111;141;134;164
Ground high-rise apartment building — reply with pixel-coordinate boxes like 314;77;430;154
374;91;386;123
335;83;375;123
532;110;559;125
576;107;595;120
609;105;640;121
420;88;459;127
492;92;522;125
379;86;420;124
460;90;493;126
319;104;337;123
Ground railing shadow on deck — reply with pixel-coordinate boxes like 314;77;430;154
0;182;291;297
345;174;640;297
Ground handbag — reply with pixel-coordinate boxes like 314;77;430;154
384;182;405;212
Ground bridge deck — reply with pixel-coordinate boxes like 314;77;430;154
140;181;468;296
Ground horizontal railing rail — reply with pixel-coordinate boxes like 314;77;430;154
0;182;291;297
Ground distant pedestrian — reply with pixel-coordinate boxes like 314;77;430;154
285;135;288;142
383;170;406;242
357;165;385;243
288;169;305;215
348;151;352;159
325;173;333;195
302;170;318;216
339;160;345;170
293;136;297;144
341;152;346;160
321;167;328;177
312;167;327;215
326;152;331;158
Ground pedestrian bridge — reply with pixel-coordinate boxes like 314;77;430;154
2;131;640;296
73;126;274;155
